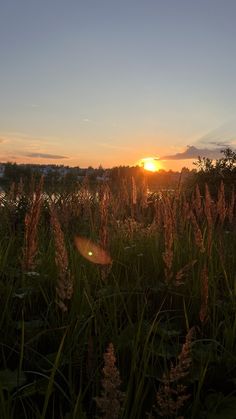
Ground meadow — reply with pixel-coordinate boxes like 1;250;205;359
0;176;236;418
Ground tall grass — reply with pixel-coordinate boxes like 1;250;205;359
0;178;236;418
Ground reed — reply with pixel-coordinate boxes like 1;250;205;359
189;210;205;253
0;180;236;418
22;176;43;271
227;186;235;224
95;343;125;419
199;264;209;324
155;327;195;417
216;180;226;225
162;197;174;282
204;184;213;256
193;184;202;219
50;203;73;312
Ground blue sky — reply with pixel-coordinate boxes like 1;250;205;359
0;0;236;169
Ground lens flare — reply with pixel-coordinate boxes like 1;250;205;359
74;236;112;265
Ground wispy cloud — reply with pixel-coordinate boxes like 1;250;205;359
197;120;236;146
25;152;68;159
161;120;236;161
0;132;61;145
0;132;69;162
206;141;231;147
161;145;225;160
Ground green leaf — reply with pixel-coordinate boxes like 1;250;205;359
205;393;236;419
12;287;36;299
0;369;27;391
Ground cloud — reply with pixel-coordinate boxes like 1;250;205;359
161;120;236;161
0;131;62;145
207;141;231;147
161;146;226;160
26;152;68;159
198;120;236;146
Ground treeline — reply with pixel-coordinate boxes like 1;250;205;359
0;162;192;193
1;148;236;196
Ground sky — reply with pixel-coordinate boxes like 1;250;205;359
1;0;236;170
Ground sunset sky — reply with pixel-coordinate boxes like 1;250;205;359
1;0;236;170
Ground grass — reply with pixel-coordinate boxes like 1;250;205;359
0;178;236;418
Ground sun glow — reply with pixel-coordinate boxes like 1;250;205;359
139;157;160;172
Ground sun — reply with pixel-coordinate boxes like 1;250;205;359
143;160;157;172
139;157;160;172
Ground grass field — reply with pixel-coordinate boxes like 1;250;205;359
0;178;236;418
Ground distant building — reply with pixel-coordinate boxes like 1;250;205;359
96;171;110;182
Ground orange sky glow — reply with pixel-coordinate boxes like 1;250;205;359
0;149;196;172
0;132;199;171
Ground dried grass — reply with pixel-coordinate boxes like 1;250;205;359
227;187;235;224
155;327;195;417
217;181;226;225
22;176;43;271
162;198;174;282
199;265;209;324
204;184;213;256
192;184;202;219
50;204;73;312
95;342;125;419
190;211;205;253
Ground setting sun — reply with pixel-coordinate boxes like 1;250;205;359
139;157;160;172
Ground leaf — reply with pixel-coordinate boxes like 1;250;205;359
158;321;182;338
12;287;35;299
192;341;219;363
14;378;48;397
0;369;27;391
14;319;44;330
205;393;236;419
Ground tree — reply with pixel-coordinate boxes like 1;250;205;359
186;148;236;197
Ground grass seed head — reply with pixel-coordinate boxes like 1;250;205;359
95;342;125;419
50;204;73;312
